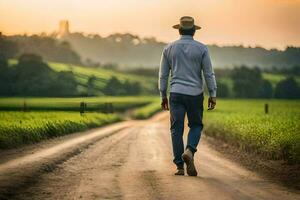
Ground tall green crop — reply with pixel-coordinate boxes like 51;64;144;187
204;99;300;163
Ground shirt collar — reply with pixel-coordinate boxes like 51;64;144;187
180;35;194;40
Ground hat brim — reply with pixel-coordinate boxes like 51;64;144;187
172;24;201;30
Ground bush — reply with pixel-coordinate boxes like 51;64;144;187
103;76;142;96
216;81;230;98
274;77;300;99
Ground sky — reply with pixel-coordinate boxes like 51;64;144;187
0;0;300;49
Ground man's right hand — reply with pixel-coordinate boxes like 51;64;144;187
208;97;216;110
161;97;169;111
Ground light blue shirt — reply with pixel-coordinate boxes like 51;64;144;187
159;35;217;98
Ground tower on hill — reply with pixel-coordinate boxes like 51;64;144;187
58;20;70;37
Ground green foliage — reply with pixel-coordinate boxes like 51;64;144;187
258;80;273;98
6;35;81;64
218;71;300;99
103;76;125;95
87;76;97;96
133;98;161;119
274;77;300;99
0;111;121;148
0;54;78;96
103;76;142;96
49;62;157;95
216;80;230;97
262;73;287;86
0;36;18;59
204;99;300;163
231;66;263;98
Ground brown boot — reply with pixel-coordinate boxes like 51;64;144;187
174;168;184;176
182;149;197;176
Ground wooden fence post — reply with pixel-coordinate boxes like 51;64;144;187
109;103;114;113
80;101;85;115
22;100;27;112
264;103;269;114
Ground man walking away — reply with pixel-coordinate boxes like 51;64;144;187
159;16;217;176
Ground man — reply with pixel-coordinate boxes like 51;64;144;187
159;16;217;176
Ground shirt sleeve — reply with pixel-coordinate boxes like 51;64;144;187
201;48;217;97
158;47;170;98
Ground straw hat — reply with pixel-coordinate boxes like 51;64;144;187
173;16;201;30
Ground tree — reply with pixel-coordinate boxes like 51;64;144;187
103;76;125;96
0;36;18;59
231;66;263;98
216;81;229;98
274;77;300;99
258;80;273;98
87;76;97;96
0;53;78;97
0;54;14;95
6;35;81;64
123;80;141;95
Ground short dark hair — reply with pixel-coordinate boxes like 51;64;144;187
179;27;196;36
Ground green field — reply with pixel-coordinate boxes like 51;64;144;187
133;98;161;119
0;96;159;148
0;96;156;111
1;96;299;164
8;59;157;95
49;62;157;94
0;111;121;148
204;99;300;163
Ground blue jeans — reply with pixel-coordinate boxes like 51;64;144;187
169;92;204;168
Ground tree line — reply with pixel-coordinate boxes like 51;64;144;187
0;34;81;65
216;66;300;99
0;54;78;97
0;53;144;97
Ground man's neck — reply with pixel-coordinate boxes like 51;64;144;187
180;35;194;40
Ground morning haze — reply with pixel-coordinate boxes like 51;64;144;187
1;0;300;49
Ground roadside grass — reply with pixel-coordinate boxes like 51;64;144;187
0;111;121;149
204;99;300;164
132;98;161;119
0;96;161;148
0;96;156;112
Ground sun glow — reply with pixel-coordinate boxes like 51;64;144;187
0;0;299;49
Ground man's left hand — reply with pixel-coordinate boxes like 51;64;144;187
161;97;169;111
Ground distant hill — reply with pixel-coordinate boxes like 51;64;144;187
2;34;81;65
61;33;300;69
8;59;158;96
3;33;300;69
47;62;157;95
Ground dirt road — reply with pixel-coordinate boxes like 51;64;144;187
0;112;299;200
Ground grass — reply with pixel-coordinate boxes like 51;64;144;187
0;96;161;148
0;111;121;149
203;99;300;163
133;98;161;119
0;96;156;112
262;73;286;86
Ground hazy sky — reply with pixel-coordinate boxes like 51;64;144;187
1;0;300;49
